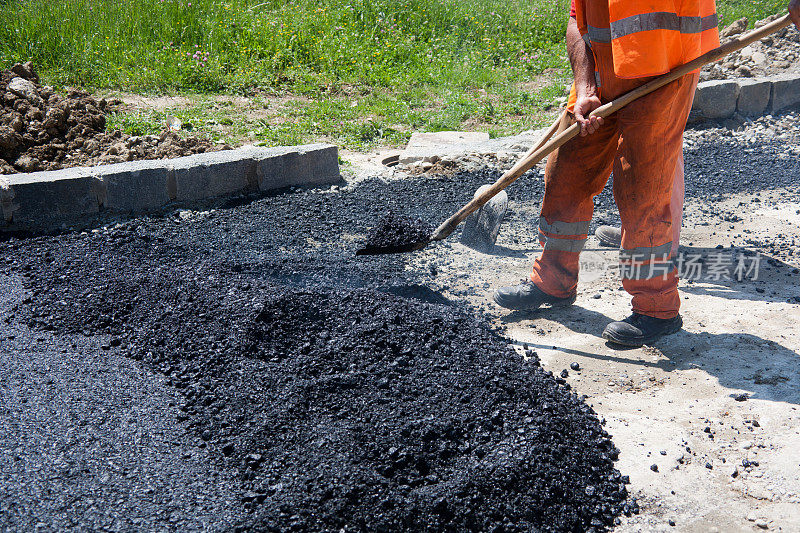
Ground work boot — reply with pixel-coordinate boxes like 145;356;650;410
492;280;577;311
602;313;683;347
595;225;622;248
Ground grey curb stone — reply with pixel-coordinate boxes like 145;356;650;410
736;79;772;117
254;143;340;191
1;167;101;230
691;73;800;122
769;73;800;113
171;150;255;203
0;178;14;223
692;80;739;119
99;159;173;212
1;144;340;232
400;132;491;165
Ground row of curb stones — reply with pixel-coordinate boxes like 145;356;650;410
0;143;340;232
690;73;800;121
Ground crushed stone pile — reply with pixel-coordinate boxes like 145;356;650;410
0;62;225;174
701;15;800;81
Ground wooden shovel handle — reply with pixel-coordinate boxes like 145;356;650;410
430;13;793;242
531;109;568;154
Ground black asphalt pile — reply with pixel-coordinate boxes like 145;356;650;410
358;211;432;254
0;167;636;530
230;287;629;532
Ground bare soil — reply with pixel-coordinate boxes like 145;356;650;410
0;62;226;174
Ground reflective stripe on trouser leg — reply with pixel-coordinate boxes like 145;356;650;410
539;218;589;253
531;111;619;299
612;72;697;319
540;232;588;253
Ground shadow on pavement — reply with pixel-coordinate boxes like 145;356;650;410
496;247;800;406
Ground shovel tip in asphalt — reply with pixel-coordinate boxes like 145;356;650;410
356;211;434;256
355;239;431;256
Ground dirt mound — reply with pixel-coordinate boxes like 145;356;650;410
0;62;225;174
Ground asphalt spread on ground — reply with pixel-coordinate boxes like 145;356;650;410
2;106;798;531
1;166;633;531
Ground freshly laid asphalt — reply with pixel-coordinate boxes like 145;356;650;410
1;106;798;532
0;274;246;531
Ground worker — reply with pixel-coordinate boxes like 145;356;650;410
494;1;800;347
595;153;686;252
595;3;799;250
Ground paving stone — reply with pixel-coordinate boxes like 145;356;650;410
693;80;740;119
736;79;772;117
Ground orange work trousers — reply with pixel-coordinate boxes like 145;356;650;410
530;45;698;319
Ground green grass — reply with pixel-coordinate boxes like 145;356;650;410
0;0;570;92
0;0;791;149
102;83;568;148
716;0;790;27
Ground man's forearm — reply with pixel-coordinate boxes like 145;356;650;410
566;17;597;96
566;14;604;134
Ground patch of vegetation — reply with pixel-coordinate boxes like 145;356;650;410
0;0;571;92
0;0;790;149
716;0;790;27
102;82;567;149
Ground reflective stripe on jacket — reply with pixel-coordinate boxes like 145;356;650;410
574;0;720;79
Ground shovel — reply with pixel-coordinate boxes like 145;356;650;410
357;13;793;256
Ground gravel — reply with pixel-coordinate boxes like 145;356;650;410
682;108;800;194
701;15;800;81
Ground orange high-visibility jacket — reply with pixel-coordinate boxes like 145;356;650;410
574;0;720;79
